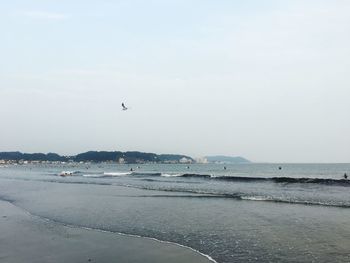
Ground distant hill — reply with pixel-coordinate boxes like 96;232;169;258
206;155;251;164
74;151;160;163
0;152;66;162
0;151;193;164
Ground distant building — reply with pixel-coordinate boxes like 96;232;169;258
195;157;208;164
179;157;192;164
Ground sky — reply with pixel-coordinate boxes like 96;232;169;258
1;0;350;163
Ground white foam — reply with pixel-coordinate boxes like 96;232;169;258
59;171;74;176
82;174;104;178
241;196;269;201
161;173;183;177
83;172;132;177
103;172;132;176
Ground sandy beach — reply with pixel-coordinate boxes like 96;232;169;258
0;200;212;263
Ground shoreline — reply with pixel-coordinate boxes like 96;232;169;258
0;200;214;263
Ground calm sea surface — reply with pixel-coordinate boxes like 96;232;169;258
1;163;350;262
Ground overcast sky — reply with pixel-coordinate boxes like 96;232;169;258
1;0;350;162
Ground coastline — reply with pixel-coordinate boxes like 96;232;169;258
0;200;213;263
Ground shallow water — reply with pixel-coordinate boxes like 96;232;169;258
0;163;350;262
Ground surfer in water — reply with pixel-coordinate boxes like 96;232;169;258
344;173;348;179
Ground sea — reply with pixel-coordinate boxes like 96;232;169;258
0;163;350;263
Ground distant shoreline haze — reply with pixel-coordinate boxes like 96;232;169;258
0;151;251;164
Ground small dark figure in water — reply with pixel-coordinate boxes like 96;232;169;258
224;166;227;170
130;168;133;172
344;173;348;179
278;166;282;170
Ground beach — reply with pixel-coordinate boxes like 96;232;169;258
0;200;212;263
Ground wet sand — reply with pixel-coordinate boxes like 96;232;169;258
0;200;213;263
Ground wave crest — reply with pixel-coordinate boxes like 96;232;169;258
135;172;350;186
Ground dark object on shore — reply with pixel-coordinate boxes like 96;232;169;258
278;166;282;170
344;173;348;179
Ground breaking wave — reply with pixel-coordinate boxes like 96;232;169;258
117;185;350;208
132;173;350;186
161;173;183;177
54;169;350;187
82;172;132;178
104;172;133;176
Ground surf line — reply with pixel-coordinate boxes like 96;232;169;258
2;199;218;263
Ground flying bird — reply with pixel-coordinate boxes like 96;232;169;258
122;103;128;111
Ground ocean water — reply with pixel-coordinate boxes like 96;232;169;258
0;163;350;262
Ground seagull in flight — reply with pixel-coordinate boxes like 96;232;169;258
122;103;128;111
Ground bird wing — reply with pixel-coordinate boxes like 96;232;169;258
122;103;128;110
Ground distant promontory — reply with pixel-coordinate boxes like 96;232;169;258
205;155;251;164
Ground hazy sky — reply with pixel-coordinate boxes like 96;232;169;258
1;0;350;162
